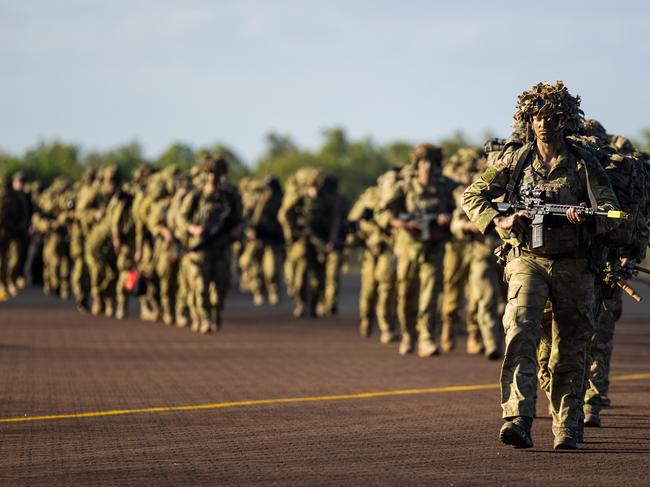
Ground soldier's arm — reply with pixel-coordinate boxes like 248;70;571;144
462;156;513;234
374;184;405;231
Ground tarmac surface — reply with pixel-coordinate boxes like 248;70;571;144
1;279;649;486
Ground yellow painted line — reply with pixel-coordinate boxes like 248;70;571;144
1;373;649;425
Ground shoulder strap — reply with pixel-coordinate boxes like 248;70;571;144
506;142;533;202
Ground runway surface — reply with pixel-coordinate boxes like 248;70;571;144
1;281;649;486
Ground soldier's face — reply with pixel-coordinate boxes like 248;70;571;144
307;186;318;199
12;179;24;191
417;158;434;183
532;114;563;143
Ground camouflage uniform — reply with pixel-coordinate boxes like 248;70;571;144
243;177;284;306
376;144;456;357
463;81;620;449
32;178;73;299
279;168;339;318
348;183;398;343
0;176;28;298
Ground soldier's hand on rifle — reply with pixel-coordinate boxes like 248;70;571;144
245;227;256;240
566;205;585;225
188;224;203;237
493;211;531;233
94;209;104;221
463;221;481;234
436;213;451;227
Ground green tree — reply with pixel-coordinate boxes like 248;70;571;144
21;140;83;186
156;142;195;169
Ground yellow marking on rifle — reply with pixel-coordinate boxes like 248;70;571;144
607;210;628;219
1;373;649;424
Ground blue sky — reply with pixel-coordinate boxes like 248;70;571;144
1;0;649;164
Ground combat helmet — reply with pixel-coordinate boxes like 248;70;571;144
513;80;584;142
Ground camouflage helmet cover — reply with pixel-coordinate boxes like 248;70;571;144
409;143;443;165
513;80;584;141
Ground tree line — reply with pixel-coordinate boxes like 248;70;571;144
2;127;649;202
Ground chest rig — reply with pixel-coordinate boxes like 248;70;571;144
507;143;593;255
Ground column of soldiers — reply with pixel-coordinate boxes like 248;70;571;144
1;81;648;453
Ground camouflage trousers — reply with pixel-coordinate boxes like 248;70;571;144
584;286;622;415
240;239;283;300
8;234;29;285
503;253;594;429
291;239;325;314
85;224;117;304
359;249;397;334
184;246;231;326
154;242;178;323
322;249;343;315
43;233;71;298
396;244;444;345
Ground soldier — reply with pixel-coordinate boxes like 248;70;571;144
0;175;27;298
463;81;620;450
70;168;99;311
376;143;456;357
444;149;504;359
244;176;284;306
177;155;241;333
347;174;399;343
279;168;339;318
84;166;122;316
7;172;32;293
32;178;73;300
319;175;349;317
439;149;481;353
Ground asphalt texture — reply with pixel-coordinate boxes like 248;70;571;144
1;277;650;486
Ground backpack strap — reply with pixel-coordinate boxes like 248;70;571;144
506;142;533;203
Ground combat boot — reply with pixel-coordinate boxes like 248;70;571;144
115;301;126;320
418;338;440;358
499;416;533;449
190;320;201;332
104;299;115;318
439;322;455;352
268;291;280;306
601;394;611;407
199;320;213;334
584;413;601;428
359;318;372;338
293;302;305;318
253;292;264;306
380;331;399;345
7;282;18;297
399;335;414;356
176;311;188;328
163;312;174;326
466;331;484;355
16;277;26;290
91;294;102;316
485;348;501;361
553;426;578;450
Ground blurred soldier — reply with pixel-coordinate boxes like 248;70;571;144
0;175;27;299
148;166;181;325
347;174;398;343
244;176;284;306
279;168;340;318
448;149;502;360
70;168;99;311
177;155;242;333
440;150;478;353
84;166;121;316
7;172;32;293
376;143;456;357
319;175;348;317
32;177;73;299
132;165;161;321
463;81;620;450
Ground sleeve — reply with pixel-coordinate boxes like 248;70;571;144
462;153;514;234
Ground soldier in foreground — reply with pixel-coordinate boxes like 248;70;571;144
463;81;620;449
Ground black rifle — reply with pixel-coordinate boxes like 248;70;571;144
496;186;627;249
398;206;444;243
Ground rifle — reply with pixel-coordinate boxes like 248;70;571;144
398;206;446;243
603;261;650;302
496;185;627;249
